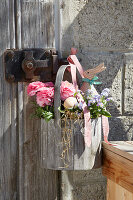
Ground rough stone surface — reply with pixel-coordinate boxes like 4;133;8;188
61;170;106;200
123;53;133;114
71;169;106;184
108;116;133;141
72;183;106;200
78;51;123;115
60;0;133;200
61;0;133;53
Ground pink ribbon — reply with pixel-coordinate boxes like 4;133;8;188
70;63;78;91
102;115;112;145
68;48;110;146
68;49;92;147
83;106;92;147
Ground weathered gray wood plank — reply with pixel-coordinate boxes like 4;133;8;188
63;119;73;170
40;119;48;168
0;0;17;199
0;0;58;199
10;84;18;200
73;120;85;169
17;83;24;200
41;118;102;170
47;120;56;169
73;118;102;170
18;0;58;199
15;0;25;199
21;0;55;48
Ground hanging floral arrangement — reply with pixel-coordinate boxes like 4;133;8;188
27;81;112;121
26;48;113;170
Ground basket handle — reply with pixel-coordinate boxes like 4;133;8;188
54;65;71;124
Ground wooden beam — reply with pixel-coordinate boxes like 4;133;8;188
17;0;59;199
107;179;133;200
102;141;133;194
103;141;133;162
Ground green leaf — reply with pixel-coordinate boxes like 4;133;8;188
100;110;112;117
30;103;54;121
74;92;78;97
42;110;54;122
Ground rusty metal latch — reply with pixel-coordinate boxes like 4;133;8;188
4;48;60;82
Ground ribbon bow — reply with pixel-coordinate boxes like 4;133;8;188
82;76;102;85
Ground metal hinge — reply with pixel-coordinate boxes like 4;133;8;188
4;48;68;82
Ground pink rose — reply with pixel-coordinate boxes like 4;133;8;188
60;81;75;101
37;92;51;107
44;82;54;87
36;87;54;107
46;87;54;98
27;81;45;96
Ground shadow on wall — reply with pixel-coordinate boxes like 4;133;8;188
62;0;133;52
61;0;133;142
60;2;133;200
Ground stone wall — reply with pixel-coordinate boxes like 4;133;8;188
59;0;133;199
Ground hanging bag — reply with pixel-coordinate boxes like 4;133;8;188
40;64;102;170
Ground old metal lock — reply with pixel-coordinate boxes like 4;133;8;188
4;48;60;82
22;51;36;80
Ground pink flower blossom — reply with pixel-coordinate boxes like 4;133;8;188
27;81;45;96
60;81;75;101
44;82;54;87
46;87;54;98
36;87;54;107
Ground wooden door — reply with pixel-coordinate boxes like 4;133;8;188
0;0;59;199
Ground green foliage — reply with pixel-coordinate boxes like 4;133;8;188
31;103;54;122
30;88;112;121
88;102;111;119
84;90;112;119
